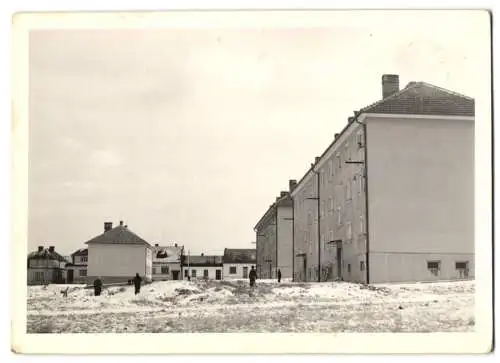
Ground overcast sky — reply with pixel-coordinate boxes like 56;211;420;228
28;11;488;256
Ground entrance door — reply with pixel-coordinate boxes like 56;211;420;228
243;266;248;278
172;270;180;280
302;257;307;282
67;269;74;284
215;269;222;280
336;245;343;280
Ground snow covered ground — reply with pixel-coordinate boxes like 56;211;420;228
26;279;474;333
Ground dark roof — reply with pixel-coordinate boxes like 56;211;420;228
28;248;67;262
223;249;257;264
71;248;88;256
361;82;474;117
84;225;151;247
254;193;293;231
181;255;223;266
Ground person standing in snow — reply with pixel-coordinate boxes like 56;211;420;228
94;277;103;296
249;266;257;287
133;273;142;295
277;269;282;283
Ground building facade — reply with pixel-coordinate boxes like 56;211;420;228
223;248;257;280
254;189;294;279
152;244;183;281
27;246;68;285
85;221;153;284
291;74;474;284
182;254;223;280
65;248;88;284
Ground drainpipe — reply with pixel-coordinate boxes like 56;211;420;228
275;208;278;280
317;171;321;282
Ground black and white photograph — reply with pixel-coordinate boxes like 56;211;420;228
11;9;492;354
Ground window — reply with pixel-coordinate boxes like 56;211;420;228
230;266;237;274
346;221;352;241
357;131;364;147
321;169;325;186
321;234;325;249
191;269;197;278
321;201;325;217
81;256;88;263
360;215;365;234
346;182;352;200
79;269;87;277
204;269;209;278
329;197;333;211
456;261;469;278
427;261;441;276
358;175;363;194
329;230;334;242
329;160;333;180
336;153;341;169
337;206;342;226
34;271;44;281
360;261;365;271
152;267;157;275
347;264;351;274
161;266;169;274
243;266;249;278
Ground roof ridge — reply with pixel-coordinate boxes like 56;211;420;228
418;81;474;101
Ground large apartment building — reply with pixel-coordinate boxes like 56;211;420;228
254;188;294;279
291;74;474;284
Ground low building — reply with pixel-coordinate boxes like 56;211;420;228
254;189;294;279
85;220;153;284
65;248;88;284
223;248;257;280
182;254;223;280
152;243;184;281
27;246;67;285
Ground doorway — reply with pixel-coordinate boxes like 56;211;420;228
67;269;74;284
302;257;307;282
336;244;343;280
172;270;180;280
215;269;222;280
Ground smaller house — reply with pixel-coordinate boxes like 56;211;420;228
65;248;88;284
223;248;257;280
182;254;223;280
152;243;184;281
27;246;68;285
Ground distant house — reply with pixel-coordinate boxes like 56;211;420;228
85;221;153;284
27;246;67;285
223;248;257;280
65;248;88;284
152;243;184;281
182;254;223;280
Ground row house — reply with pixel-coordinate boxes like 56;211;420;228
152;243;184;281
223;248;256;280
182;254;223;280
27;246;68;285
254;189;294;279
291;74;474;284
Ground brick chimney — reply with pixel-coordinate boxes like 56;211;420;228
382;74;399;99
280;191;288;198
174;243;178;247
38;246;43;252
104;222;113;232
289;179;297;192
348;116;354;123
315;156;320;164
201;253;204;256
48;246;55;253
119;220;124;226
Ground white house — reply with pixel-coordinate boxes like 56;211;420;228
182;254;223;280
222;248;257;280
85;221;153;284
27;246;68;285
152;243;184;281
65;248;88;284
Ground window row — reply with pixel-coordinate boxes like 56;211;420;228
427;260;471;277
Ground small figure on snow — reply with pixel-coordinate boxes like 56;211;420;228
133;273;142;295
94;277;103;296
277;269;282;283
249;265;257;287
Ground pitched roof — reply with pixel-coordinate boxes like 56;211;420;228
181;255;223;266
71;248;88;256
28;248;67;262
152;245;183;263
254;193;293;231
84;225;151;247
361;82;474;117
223;248;257;264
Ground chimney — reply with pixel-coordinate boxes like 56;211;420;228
38;246;43;252
348;116;354;123
155;244;159;247
275;196;280;202
119;220;124;226
280;191;287;198
382;74;399;99
334;133;340;139
289;179;297;192
201;253;204;256
48;246;55;253
104;222;113;232
174;243;178;247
